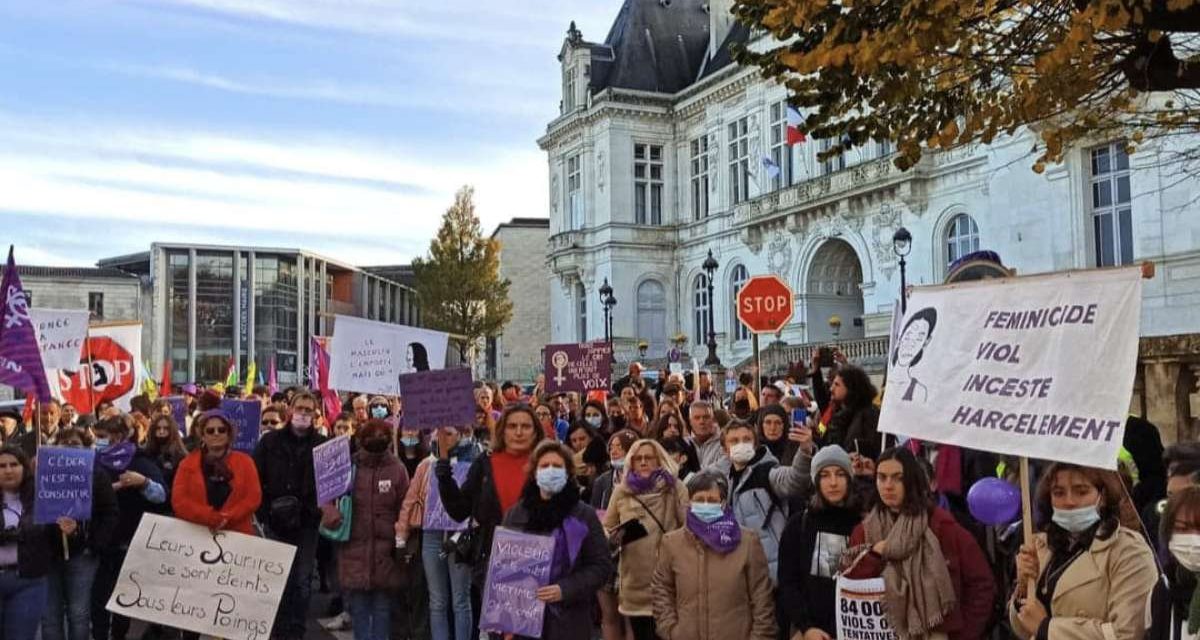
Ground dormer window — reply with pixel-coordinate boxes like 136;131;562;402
563;65;577;113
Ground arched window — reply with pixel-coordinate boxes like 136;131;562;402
946;213;980;267
730;265;749;342
636;280;667;356
693;274;711;346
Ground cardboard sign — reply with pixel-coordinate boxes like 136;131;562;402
220;399;262;453
106;514;296;640
30;308;90;371
543;342;613;394
164;396;188;435
312;436;353;506
397;368;476;431
423;461;471;532
478;527;554;638
836;576;897;640
328;315;449;395
879;268;1142;469
34;446;94;524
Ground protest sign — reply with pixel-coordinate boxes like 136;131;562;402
879;268;1142;469
30;308;89;371
106;513;296;640
220;399;262;453
328;315;449;395
423;461;471;531
479;527;554;638
313;436;353;506
164;396;188;434
835;576;897;640
56;322;142;413
543;342;613;394
398;368;475;430
34;446;94;524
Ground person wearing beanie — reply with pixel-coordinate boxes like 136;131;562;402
778;445;864;640
172;409;262;535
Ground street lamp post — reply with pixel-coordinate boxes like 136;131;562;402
702;250;721;367
599;278;616;362
892;227;912;315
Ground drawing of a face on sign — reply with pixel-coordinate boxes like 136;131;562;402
891;307;937;403
406;343;430;373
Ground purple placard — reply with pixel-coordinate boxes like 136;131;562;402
543;341;612;394
313;435;353;506
423;462;471;531
34;446;94;524
479;527;554;638
220;399;262;453
164;396;188;435
397;368;475;431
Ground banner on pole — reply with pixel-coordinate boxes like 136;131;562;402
30;309;90;372
312;436;353;506
423;461;471;531
328;316;449;395
57;323;142;413
543;342;613;394
478;527;554;638
34;446;94;524
879;268;1142;469
835;576;897;640
398;368;475;431
106;514;296;640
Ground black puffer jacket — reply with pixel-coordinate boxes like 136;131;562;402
254;426;327;536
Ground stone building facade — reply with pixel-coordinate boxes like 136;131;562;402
539;0;1200;441
0;266;142;324
487;218;551;383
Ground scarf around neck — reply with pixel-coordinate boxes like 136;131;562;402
98;442;137;474
686;508;741;554
626;468;671;495
863;507;957;640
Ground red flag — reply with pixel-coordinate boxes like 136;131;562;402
161;359;172;397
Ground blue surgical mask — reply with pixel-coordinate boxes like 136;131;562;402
400;436;419;447
690;503;724;523
370;406;389;419
1052;503;1102;533
586;416;603;429
94;438;110;449
536;467;568;494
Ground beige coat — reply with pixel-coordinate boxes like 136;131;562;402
1009;527;1157;640
602;481;689;616
651;527;776;640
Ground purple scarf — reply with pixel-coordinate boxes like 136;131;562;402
626;468;671;495
549;516;589;583
686;509;742;554
98;442;137;474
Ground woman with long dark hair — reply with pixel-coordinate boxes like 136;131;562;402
822;365;881;459
0;445;62;640
843;447;995;640
143;414;189;493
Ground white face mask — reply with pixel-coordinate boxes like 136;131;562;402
1052;503;1102;533
729;442;755;465
1170;534;1200;572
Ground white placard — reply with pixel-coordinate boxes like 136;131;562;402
106;514;295;640
880;267;1142;469
30;309;90;371
328;315;449;395
836;576;897;640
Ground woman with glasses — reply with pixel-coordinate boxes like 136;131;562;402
172;409;262;535
534;405;556;440
260;405;285;434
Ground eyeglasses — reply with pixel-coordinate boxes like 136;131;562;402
204;426;230;436
631;454;658;464
261;420;281;427
292;407;315;415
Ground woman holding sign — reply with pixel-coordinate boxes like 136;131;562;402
172;409;262;535
501;441;612;640
1010;462;1157;640
0;445;61;640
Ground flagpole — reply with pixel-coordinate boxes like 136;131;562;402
84;331;96;415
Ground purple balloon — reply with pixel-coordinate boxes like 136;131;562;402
967;477;1021;525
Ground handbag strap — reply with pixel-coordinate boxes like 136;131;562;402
630;494;667;534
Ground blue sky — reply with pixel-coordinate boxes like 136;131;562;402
0;0;616;267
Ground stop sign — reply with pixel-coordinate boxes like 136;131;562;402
737;275;795;334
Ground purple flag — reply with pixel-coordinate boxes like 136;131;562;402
0;247;52;402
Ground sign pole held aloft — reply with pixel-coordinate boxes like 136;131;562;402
752;333;761;401
1019;456;1036;598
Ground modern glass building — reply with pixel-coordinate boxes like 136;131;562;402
100;243;420;386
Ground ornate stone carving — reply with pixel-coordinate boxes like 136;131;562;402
767;230;793;276
868;203;903;275
595;149;607;193
550;172;560;214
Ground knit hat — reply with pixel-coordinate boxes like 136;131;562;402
756;404;790;434
811;445;852;481
196;409;237;440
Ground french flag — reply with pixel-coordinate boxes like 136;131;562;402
786;106;807;145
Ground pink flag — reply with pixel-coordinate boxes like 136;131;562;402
310;337;341;420
268;358;278;396
0;247;53;402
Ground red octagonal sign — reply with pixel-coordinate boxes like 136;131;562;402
737;275;795;334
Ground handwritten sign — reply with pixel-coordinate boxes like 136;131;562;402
836;576;897;640
220;399;262;453
479;527;554;638
397;368;475;431
30;308;90;371
879;268;1142;469
423;462;471;532
164;396;188;435
543;342;613;394
106;514;296;640
34;446;94;524
313;436;353;506
328;315;449;395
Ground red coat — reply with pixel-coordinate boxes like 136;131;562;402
846;507;995;640
172;450;263;535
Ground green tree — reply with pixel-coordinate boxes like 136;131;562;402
412;186;513;364
733;0;1200;172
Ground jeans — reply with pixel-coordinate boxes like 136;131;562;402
0;570;48;640
43;552;99;640
347;590;391;640
91;546;131;640
422;531;473;640
271;526;318;639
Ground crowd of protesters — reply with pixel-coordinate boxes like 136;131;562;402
0;346;1194;640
